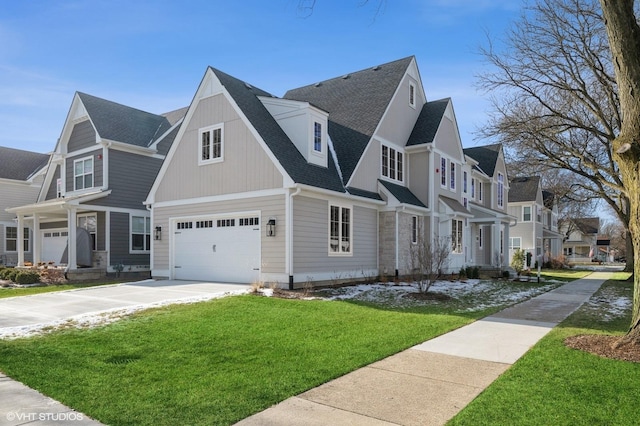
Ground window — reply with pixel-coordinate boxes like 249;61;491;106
409;82;416;108
463;171;468;193
523;206;532;221
217;219;235;227
451;220;463;253
450;162;456;190
536;205;542;222
200;124;223;164
74;156;93;191
56;178;62;198
313;122;322;152
497;173;504;208
441;157;447;187
176;221;193;229
411;216;418;244
77;214;97;250
131;216;151;252
239;217;259;226
509;237;521;250
478;181;483;201
463;197;468;208
329;205;351;255
471;178;476;199
5;227;29;252
381;145;403;182
478;227;483;248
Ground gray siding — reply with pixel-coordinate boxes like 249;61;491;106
91;150;162;209
40;221;67;230
66;150;103;191
67;120;96;152
44;165;61;201
0;181;42;222
408;150;430;207
292;196;377;275
110;212;149;266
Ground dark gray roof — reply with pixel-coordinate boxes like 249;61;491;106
284;57;414;184
211;68;346;193
407;98;449;146
573;217;599;235
346;186;384;201
0;146;49;181
379;180;426;207
463;143;502;177
508;176;540;202
78;92;173;148
439;195;469;214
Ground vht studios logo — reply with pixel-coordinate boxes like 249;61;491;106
6;411;84;422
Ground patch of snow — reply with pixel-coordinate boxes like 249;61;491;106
583;286;632;322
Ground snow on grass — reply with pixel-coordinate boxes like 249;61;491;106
582;286;632;322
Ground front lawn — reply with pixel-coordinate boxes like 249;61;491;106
0;281;121;299
449;272;638;425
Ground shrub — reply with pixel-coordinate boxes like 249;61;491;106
14;271;41;285
2;268;19;282
502;270;511;279
511;249;526;276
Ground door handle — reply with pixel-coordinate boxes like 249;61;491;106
212;244;216;253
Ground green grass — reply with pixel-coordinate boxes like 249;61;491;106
0;295;477;425
539;269;592;281
0;282;120;299
449;273;639;426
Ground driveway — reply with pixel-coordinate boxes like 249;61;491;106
0;280;250;339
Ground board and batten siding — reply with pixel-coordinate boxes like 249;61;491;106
66;120;96;152
92;150;163;210
110;212;149;266
292;196;377;275
375;75;424;146
408;150;430;207
154;94;283;203
66;150;103;191
152;194;286;276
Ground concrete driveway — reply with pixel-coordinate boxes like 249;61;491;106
0;280;250;339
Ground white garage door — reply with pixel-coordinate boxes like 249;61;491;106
42;230;68;265
173;215;261;283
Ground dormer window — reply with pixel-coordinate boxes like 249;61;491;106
314;122;322;152
409;82;416;108
199;124;224;165
74;156;94;191
381;145;404;182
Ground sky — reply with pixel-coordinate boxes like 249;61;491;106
0;0;522;154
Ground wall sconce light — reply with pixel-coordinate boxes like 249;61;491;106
154;226;162;241
266;218;276;237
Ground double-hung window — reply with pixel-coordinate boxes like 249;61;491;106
329;205;352;255
509;237;521;251
497;173;505;208
451;220;463;254
200;124;224;164
409;82;416;108
74;156;93;191
313;122;322;152
131;216;151;252
5;227;29;252
381;145;403;182
523;206;532;222
441;157;447;187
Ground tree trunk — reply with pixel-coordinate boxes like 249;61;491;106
599;0;640;345
624;229;634;273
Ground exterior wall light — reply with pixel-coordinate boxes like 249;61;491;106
266;219;276;237
155;226;162;241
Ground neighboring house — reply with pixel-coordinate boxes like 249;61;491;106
463;143;513;271
145;56;512;286
507;176;562;268
0;147;49;266
6;93;186;278
560;217;600;263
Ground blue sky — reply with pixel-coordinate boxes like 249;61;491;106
0;0;521;153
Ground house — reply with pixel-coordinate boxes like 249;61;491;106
0;146;49;266
507;176;562;268
560;217;600;263
145;56;512;286
6;93;186;278
463;143;513;271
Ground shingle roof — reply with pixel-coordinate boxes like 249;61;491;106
463;143;502;177
439;195;469;214
379;180;426;208
573;217;599;235
407;98;449;146
0;146;49;181
284;57;414;184
211;68;345;193
78;92;172;148
508;176;540;202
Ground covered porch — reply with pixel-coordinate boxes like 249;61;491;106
468;202;514;272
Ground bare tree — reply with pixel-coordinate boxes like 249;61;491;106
407;235;451;294
477;0;634;272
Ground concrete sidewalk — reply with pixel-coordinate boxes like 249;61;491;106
236;271;611;426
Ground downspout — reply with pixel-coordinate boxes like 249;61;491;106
287;186;301;290
395;205;406;278
101;141;112;191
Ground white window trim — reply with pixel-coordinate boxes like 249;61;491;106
452;219;463;254
73;155;94;192
5;226;30;253
478;227;483;248
523;206;532;222
450;162;456;191
471;178;476;199
380;144;404;183
478;181;483;201
328;204;353;256
509;237;522;250
497;172;505;208
77;213;97;251
313;121;322;153
198;123;224;165
440;157;447;188
130;215;151;254
409;81;416;109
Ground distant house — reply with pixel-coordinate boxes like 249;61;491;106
7;93;186;278
0;146;49;266
560;217;600;263
145;56;512;286
507;176;562;268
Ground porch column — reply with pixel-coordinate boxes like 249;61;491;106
17;214;25;267
491;220;499;267
67;207;77;270
33;213;41;265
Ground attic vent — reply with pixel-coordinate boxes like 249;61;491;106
244;82;253;90
314;82;322;87
341;74;350;79
372;65;381;71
